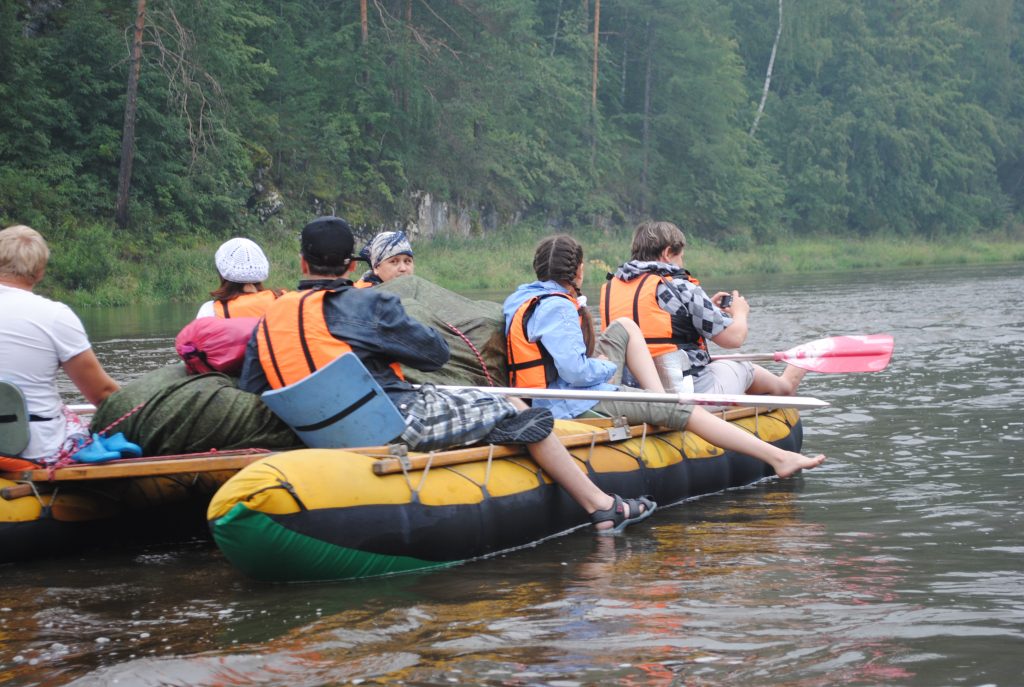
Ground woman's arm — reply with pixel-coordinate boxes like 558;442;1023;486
62;349;120;405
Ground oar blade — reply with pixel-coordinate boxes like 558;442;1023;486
778;334;894;373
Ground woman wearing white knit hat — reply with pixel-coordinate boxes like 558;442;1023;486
196;238;283;319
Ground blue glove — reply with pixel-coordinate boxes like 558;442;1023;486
101;432;143;458
70;434;121;463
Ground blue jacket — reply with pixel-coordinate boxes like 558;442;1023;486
502;280;617;419
239;278;450;408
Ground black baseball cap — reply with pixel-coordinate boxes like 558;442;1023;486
300;216;355;268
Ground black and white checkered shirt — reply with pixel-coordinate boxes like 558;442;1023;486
613;260;732;369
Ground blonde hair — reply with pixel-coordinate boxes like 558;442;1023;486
0;225;50;282
630;221;686;262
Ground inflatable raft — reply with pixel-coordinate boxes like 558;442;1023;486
0;450;270;563
208;408;802;583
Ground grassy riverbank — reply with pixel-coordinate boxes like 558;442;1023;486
40;223;1024;307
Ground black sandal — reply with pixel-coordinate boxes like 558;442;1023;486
484;407;554;445
590;494;656;535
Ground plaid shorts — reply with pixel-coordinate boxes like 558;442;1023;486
400;385;517;452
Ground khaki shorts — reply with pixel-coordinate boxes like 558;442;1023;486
692;360;755;395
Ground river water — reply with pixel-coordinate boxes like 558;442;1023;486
1;263;1021;686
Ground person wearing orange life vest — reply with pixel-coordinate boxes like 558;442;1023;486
601;221;807;398
504;236;666;419
503;234;825;479
196;238;284;319
238;216;655;534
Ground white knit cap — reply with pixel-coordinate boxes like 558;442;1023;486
214;238;270;283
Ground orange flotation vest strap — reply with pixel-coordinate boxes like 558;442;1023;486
600;271;707;357
0;455;42;472
506;292;579;389
256;283;403;390
214;290;282;319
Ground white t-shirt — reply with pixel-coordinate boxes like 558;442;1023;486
0;284;92;459
196;300;216;318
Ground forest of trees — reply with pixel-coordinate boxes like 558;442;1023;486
1;0;1022;244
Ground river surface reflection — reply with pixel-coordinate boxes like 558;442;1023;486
1;263;1021;686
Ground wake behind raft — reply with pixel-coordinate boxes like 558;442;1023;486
207;409;802;583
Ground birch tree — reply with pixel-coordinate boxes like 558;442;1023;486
749;0;782;138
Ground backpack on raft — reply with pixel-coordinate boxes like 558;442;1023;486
175;317;260;376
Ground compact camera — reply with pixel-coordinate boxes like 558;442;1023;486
719;294;733;309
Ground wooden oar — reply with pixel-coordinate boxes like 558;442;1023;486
424;385;830;410
1;448;274;482
712;334;894;373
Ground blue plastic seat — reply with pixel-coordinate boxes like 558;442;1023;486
261;353;406;449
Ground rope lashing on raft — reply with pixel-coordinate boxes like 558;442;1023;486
443;321;496;386
392;444;513;502
395;447;434;503
483;444;495;494
20;479;59;515
718;406;762;434
393;431;616;503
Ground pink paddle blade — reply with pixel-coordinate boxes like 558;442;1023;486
775;334;894;373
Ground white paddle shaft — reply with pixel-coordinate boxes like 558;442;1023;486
425;385;829;410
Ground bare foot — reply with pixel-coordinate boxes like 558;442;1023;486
774;452;826;478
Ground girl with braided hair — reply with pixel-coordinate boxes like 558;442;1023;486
502;234;826;479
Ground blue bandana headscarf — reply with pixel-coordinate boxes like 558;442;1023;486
367;231;414;269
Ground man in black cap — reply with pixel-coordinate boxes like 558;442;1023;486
239;216;655;534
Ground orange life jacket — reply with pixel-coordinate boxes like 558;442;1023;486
214;290;281;319
600;271;708;357
256;285;403;390
352;270;380;289
506;292;579;389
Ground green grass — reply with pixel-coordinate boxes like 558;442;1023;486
36;223;1024;307
411;226;1024;291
